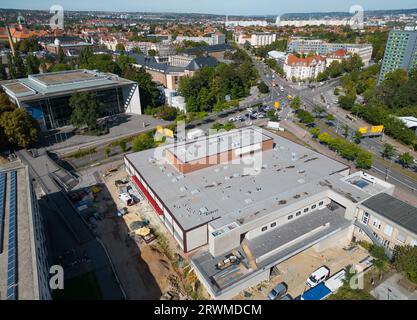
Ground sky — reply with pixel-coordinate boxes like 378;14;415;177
1;0;416;16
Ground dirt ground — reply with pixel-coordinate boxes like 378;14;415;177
96;168;191;300
234;243;369;300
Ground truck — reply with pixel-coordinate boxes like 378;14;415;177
300;269;346;300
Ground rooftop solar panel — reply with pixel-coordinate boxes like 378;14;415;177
0;172;6;254
7;171;17;300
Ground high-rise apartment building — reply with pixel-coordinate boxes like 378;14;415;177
379;30;417;82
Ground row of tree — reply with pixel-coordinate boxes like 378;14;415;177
178;48;258;113
339;66;417;147
317;54;364;82
315;130;373;169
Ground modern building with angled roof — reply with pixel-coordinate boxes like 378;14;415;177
0;69;141;131
123;126;408;299
0;161;51;300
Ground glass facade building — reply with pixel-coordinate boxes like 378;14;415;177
0;69;141;131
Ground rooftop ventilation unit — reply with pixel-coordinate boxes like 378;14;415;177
191;188;200;195
245;198;253;204
180;186;187;192
199;207;209;214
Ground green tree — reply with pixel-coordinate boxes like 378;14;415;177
119;140;127;153
211;122;224;131
25;54;40;75
116;55;135;75
123;66;162;111
398;152;414;168
7;53;26;79
325;113;335;122
156;106;178;121
342;124;350;138
50;63;72;72
310;127;321;138
338;93;356;110
57;46;65;64
356;151;373;169
223;121;236;131
290;96;301;109
132;132;156;152
318;132;333;144
313;106;326;118
78;47;94;67
69;92;101;130
354;130;363;144
0;108;39;148
257;81;269;94
267;109;278;121
148;49;158;56
115;43;126;51
393;245;417;284
296;109;314;124
382;143;396;159
0;63;8;80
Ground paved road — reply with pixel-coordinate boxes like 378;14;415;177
250;53;417;194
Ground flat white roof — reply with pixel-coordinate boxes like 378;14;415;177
126;127;367;231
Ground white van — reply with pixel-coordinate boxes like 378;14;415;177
306;266;330;288
119;192;134;206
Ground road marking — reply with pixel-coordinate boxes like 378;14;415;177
371;165;416;191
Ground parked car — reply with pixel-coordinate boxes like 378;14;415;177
306;266;330;288
228;117;236;122
143;233;156;244
267;282;288;300
116;207;128;217
280;294;293;300
88;216;98;229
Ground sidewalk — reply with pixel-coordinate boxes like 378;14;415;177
279;120;354;169
328;99;417;159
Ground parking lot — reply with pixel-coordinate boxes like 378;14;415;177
234;242;369;300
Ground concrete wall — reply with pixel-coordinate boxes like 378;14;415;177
186;224;208;252
124;84;142;115
208;192;331;257
165;139;273;174
312;225;353;252
355;207;417;251
245;197;331;241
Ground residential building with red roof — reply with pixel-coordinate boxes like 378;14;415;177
283;54;327;81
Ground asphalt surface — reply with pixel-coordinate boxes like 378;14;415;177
249;53;417;194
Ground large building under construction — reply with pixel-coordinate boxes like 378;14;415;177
124;126;416;299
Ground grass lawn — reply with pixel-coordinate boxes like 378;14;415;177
54;272;102;300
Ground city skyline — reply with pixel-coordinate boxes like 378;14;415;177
1;0;417;15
